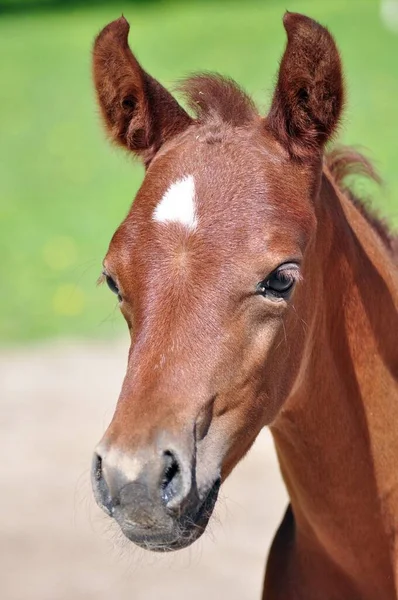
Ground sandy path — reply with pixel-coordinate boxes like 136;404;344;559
1;338;287;600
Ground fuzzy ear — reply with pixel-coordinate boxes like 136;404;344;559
92;17;192;165
266;13;344;161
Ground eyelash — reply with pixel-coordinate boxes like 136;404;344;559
100;271;122;302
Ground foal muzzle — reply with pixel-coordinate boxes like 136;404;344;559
91;440;220;551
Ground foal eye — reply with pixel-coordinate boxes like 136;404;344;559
256;263;300;300
105;274;122;302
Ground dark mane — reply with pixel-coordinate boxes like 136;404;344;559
178;73;257;126
325;147;397;255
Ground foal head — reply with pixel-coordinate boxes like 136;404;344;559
91;13;343;550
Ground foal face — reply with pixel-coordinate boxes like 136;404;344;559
91;14;343;550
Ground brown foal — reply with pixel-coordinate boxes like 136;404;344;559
90;13;398;599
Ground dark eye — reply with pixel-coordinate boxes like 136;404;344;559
105;274;122;302
256;263;300;300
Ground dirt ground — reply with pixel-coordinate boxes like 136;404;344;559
1;338;287;600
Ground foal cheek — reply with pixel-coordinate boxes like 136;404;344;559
199;381;268;482
217;402;265;480
209;316;291;458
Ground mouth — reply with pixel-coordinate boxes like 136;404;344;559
115;478;221;552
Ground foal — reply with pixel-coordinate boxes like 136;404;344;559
91;13;398;599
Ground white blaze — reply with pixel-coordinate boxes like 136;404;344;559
153;175;198;229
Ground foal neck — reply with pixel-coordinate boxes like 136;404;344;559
270;171;398;597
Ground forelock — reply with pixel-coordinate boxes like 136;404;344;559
178;73;258;126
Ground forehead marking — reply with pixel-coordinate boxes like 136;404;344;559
153;175;198;229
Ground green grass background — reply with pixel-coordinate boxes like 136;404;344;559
1;0;397;343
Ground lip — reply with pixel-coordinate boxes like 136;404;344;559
117;477;221;552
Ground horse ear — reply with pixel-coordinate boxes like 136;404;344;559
266;13;344;161
92;17;192;165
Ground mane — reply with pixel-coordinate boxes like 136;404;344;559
325;147;397;255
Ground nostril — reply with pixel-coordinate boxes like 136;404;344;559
91;452;114;516
93;453;103;482
161;450;182;506
163;452;180;485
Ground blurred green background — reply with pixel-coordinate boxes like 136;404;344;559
1;0;397;344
